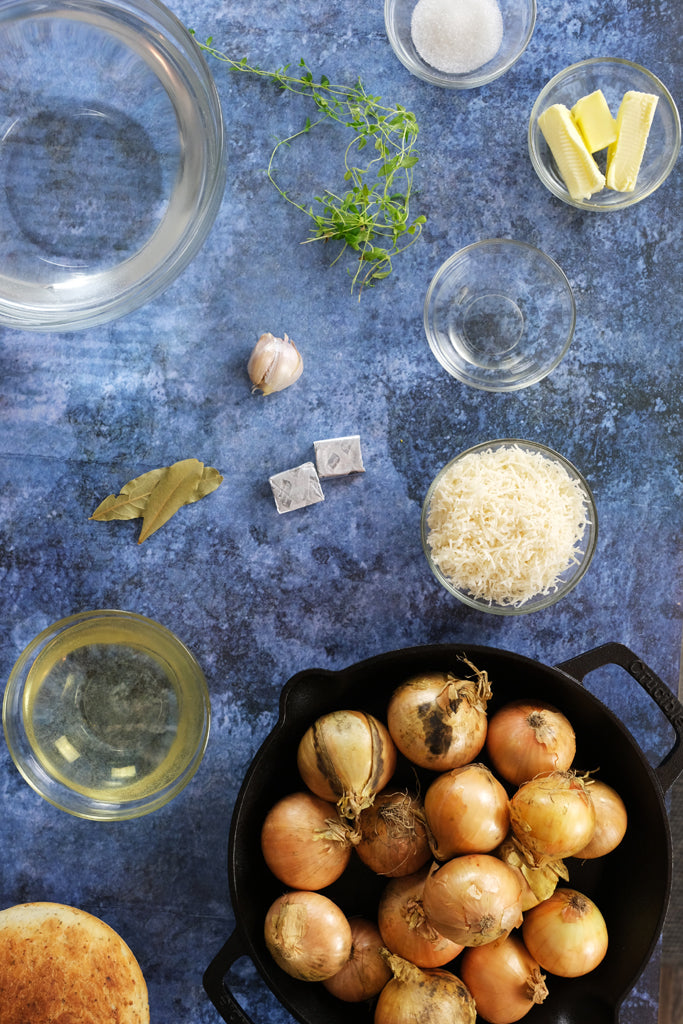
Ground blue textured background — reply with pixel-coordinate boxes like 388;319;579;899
0;0;681;1022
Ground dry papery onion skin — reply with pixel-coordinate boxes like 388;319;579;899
509;770;596;864
425;762;510;861
422;854;524;947
494;834;568;911
322;918;392;1001
522;888;608;978
260;790;355;890
485;700;576;787
296;709;397;821
377;865;464;968
356;789;431;877
387;660;492;771
460;933;549;1024
574;779;628;858
264;890;353;981
375;952;477;1024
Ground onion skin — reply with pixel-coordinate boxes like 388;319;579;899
377;866;464;968
460;933;549;1024
574;780;627;858
509;771;596;864
264;891;353;981
387;662;491;771
375;953;476;1024
522;888;608;978
296;710;397;820
494;835;568;911
425;763;510;860
486;700;576;786
261;791;354;890
422;854;524;947
322;918;392;1001
356;789;431;877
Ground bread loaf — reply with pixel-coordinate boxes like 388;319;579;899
0;902;149;1023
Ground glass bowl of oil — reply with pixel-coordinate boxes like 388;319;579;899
2;610;211;820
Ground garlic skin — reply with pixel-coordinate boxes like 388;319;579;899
247;332;303;395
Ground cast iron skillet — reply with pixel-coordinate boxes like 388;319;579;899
204;642;683;1024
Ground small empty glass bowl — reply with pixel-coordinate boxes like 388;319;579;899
421;440;598;615
3;610;211;819
384;0;536;89
424;239;575;391
529;57;681;211
0;0;226;331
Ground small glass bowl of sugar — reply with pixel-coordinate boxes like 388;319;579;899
384;0;536;89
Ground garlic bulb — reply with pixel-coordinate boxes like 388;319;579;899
247;332;303;394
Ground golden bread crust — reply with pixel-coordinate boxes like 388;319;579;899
0;902;150;1024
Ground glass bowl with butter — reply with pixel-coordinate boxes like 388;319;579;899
421;439;598;615
384;0;535;89
424;239;575;392
2;610;211;820
529;57;680;210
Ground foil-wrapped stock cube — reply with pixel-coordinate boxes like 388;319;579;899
269;462;325;514
314;435;365;478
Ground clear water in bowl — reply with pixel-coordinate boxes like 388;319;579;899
0;3;213;318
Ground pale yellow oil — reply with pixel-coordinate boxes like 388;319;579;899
22;617;204;804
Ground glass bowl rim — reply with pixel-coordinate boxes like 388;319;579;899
528;56;681;211
423;238;577;392
420;438;599;615
0;0;227;332
383;0;537;90
2;608;211;819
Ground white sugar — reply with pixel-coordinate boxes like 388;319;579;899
411;0;504;75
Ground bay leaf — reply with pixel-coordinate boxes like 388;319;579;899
89;467;167;521
90;459;224;541
137;458;205;544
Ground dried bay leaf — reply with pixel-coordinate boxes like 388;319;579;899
90;467;168;521
90;458;224;543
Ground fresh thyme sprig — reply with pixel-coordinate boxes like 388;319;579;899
196;40;426;294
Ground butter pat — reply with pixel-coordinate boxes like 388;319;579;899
314;435;365;478
537;103;606;200
269;462;324;513
606;90;658;192
571;90;617;152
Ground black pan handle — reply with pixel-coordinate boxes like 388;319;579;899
557;641;683;794
203;929;257;1024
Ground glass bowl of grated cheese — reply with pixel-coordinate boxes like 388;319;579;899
384;0;536;89
421;440;598;614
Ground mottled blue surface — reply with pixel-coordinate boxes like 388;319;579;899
0;0;681;1022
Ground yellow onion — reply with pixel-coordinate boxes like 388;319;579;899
422;854;524;947
356;789;431;877
574;779;627;858
494;834;568;911
322;918;392;1002
297;710;397;821
375;952;476;1024
260;791;355;890
460;933;549;1024
377;866;464;968
424;763;510;860
509;771;596;865
386;660;492;771
522;888;608;978
264;890;352;981
485;700;576;786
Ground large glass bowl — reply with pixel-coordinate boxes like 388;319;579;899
529;57;680;211
3;610;211;819
421;439;598;615
384;0;535;89
0;0;226;331
424;239;575;391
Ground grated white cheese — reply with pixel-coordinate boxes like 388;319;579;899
426;445;590;607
